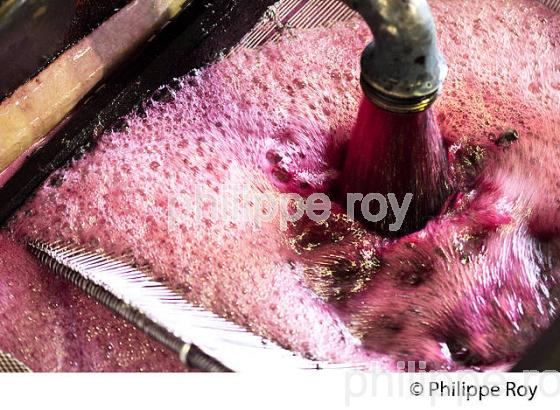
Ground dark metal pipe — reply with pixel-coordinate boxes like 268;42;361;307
344;0;447;113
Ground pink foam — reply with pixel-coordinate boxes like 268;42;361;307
1;0;559;370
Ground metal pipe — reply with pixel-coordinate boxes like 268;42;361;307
344;0;447;113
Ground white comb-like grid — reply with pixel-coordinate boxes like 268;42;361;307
29;241;356;371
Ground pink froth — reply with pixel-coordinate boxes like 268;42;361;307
1;0;559;370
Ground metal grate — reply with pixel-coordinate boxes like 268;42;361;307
0;351;31;373
541;0;560;12
230;0;356;53
232;0;559;54
29;241;357;371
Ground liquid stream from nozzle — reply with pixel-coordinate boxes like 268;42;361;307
340;98;452;236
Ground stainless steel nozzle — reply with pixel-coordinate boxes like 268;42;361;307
344;0;447;113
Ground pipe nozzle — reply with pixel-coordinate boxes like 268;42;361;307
346;0;447;113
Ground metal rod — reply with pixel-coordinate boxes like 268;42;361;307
28;242;232;372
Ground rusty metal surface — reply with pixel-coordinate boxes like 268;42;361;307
0;0;132;100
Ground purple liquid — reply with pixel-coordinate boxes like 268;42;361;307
340;99;451;235
1;0;559;371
